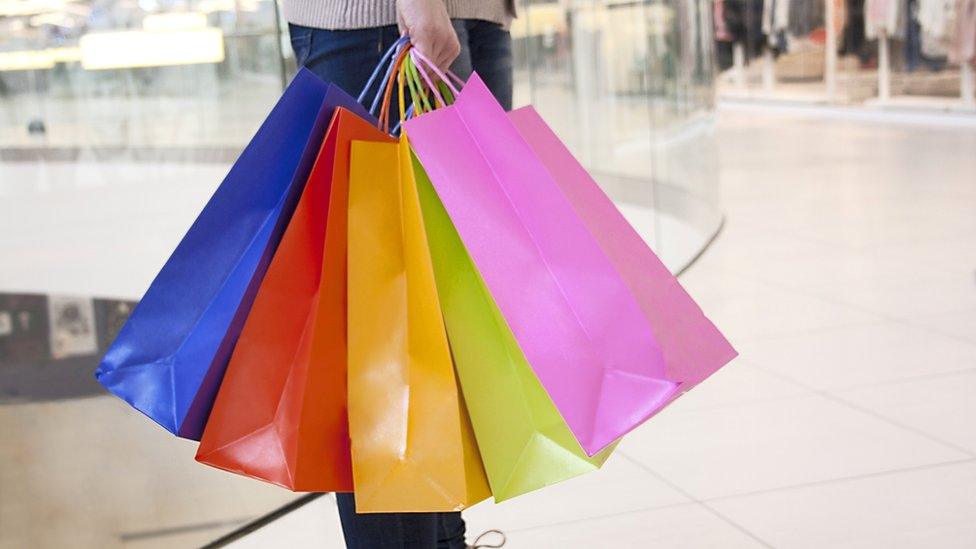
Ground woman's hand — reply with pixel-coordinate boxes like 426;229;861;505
396;0;460;70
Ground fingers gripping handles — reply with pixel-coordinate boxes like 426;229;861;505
368;38;467;135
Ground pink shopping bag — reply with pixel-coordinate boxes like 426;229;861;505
508;105;737;411
404;73;735;456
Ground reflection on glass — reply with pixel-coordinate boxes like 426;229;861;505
513;0;723;270
0;0;285;152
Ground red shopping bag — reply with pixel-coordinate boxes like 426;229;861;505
195;108;394;491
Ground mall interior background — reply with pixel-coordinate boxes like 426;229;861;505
2;0;975;547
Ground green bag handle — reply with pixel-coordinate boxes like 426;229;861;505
390;48;464;130
404;55;433;114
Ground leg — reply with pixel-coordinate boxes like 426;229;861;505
288;23;401;103
436;511;467;549
336;492;439;549
461;20;514;110
448;20;474;84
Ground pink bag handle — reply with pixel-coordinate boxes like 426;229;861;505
408;49;465;97
408;51;448;109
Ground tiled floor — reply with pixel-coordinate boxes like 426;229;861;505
2;107;975;548
462;108;976;547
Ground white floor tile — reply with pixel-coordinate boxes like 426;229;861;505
704;239;970;294
123;526;243;549
463;453;689;533
677;269;882;342
710;461;976;549
495;504;768;549
228;496;344;549
913;308;976;346
667;362;811;413
804;272;976;320
735;321;976;391
619;394;967;500
837;370;976;454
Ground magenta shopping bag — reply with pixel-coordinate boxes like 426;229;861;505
404;74;734;456
508;105;737;409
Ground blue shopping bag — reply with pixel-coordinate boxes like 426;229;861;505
96;68;372;439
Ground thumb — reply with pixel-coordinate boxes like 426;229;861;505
397;11;407;36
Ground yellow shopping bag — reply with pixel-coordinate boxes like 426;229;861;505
346;133;490;512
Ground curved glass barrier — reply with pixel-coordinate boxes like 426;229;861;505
513;0;724;271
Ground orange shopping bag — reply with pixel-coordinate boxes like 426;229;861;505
347;134;489;512
346;56;490;510
195;108;394;491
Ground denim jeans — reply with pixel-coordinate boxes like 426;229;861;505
288;19;513;112
335;492;466;549
288;20;512;549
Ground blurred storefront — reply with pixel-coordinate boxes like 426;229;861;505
714;0;976;110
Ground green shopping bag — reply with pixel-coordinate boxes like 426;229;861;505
413;152;615;502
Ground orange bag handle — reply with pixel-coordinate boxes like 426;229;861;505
379;43;412;134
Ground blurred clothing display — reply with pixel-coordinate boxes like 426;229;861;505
716;0;735;40
948;0;976;63
907;0;949;69
917;0;956;45
866;0;904;38
789;0;827;36
715;0;835;58
840;0;872;61
721;0;769;56
762;0;791;52
714;0;976;77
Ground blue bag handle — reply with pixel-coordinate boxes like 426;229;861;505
391;104;414;136
357;35;410;111
369;38;411;116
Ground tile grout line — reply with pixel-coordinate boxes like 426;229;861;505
893;319;976;350
748;364;976;458
825;366;976;393
667;357;973;417
663;392;812;416
741;354;976;396
494;500;696;536
726;318;897;344
818;390;976;458
619;446;974;507
706;261;976;351
616;451;778;549
700;456;976;504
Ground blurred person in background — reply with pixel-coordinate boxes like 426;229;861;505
281;0;513;547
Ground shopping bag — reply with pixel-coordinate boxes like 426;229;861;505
347;135;490;512
195;108;390;490
95;69;371;439
413;152;614;501
405;73;689;456
508;106;737;407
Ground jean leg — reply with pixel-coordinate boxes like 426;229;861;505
463;20;514;110
448;20;474;83
288;23;401;103
436;512;467;549
336;493;439;549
